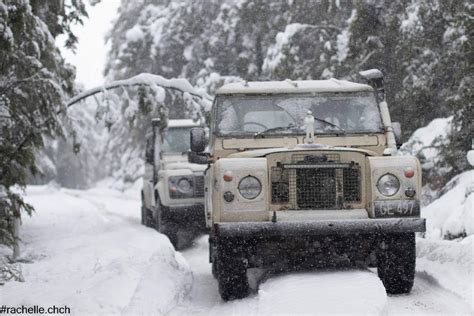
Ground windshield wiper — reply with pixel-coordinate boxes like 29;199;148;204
313;117;345;134
254;123;298;138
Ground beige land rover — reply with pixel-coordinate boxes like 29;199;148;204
189;70;426;301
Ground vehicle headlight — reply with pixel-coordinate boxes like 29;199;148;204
177;178;192;193
377;174;400;196
238;176;262;199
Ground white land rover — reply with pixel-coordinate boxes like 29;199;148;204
141;119;206;249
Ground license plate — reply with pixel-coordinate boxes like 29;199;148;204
373;200;420;218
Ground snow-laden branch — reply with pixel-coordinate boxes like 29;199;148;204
3;74;213;170
66;73;213;110
263;23;340;73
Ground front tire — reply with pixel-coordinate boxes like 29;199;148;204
216;240;249;301
144;208;154;227
140;191;147;226
155;194;179;249
377;233;416;295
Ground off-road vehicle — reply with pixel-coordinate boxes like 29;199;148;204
189;70;426;300
141;119;206;249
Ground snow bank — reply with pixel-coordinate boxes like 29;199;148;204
0;185;192;315
417;237;474;310
415;169;473;310
399;116;452;171
422;170;474;239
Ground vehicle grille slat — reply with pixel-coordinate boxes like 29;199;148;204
193;175;205;198
271;154;361;209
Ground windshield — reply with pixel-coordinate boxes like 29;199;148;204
215;92;383;136
163;127;192;152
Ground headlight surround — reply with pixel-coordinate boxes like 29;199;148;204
238;176;262;200
377;173;400;196
169;176;194;198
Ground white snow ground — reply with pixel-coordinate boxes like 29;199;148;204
0;185;192;315
1;184;472;315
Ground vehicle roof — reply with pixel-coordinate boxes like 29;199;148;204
216;79;373;95
167;119;201;128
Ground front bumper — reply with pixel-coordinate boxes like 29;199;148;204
162;204;206;229
214;218;426;238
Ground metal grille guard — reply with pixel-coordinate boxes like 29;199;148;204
214;218;426;238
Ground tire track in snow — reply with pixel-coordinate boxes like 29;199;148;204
382;272;472;315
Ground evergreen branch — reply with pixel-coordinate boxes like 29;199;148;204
1;73;212;177
0;71;45;96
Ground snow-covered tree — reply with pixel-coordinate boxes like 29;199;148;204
0;0;87;249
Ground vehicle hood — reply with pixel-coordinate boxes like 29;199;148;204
163;162;206;172
227;144;378;158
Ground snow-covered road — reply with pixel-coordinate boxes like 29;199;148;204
1;185;472;315
1;186;192;315
172;236;472;316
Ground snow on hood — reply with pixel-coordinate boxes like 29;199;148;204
164;162;206;172
162;155;206;172
228;146;378;158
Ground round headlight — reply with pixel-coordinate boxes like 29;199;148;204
238;176;262;200
177;178;192;193
377;174;400;196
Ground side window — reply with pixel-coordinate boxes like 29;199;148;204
145;132;154;164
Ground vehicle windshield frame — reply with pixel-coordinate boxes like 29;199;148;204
212;92;384;137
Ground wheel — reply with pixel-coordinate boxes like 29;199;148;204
140;191;146;225
162;223;179;249
216;240;249;301
212;260;218;279
141;206;146;225
155;194;180;249
144;208;154;227
377;233;416;295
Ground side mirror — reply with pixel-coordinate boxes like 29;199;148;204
188;151;209;165
190;127;207;153
392;122;403;149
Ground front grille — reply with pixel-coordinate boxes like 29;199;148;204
343;168;361;202
193;175;205;198
295;168;337;209
271;154;361;209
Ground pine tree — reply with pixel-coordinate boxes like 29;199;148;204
101;0;472;189
0;0;87;249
